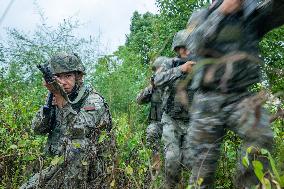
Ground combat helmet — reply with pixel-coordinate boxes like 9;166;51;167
49;52;85;74
171;29;191;51
152;56;172;71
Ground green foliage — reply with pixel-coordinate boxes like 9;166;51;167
0;78;46;188
241;147;284;188
92;55;148;115
215;131;241;188
113;114;151;188
260;26;284;98
1;0;284;188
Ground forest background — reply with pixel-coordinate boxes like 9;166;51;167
0;0;284;188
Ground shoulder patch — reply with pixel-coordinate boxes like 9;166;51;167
83;106;96;111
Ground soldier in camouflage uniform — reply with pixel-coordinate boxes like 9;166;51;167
184;0;284;188
136;56;172;171
20;52;113;189
152;30;196;188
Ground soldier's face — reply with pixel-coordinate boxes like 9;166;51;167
55;72;76;94
176;47;190;58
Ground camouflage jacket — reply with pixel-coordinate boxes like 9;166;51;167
153;59;190;120
32;84;113;188
188;1;284;57
136;85;169;122
187;1;284;93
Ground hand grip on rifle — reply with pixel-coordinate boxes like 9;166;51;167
37;65;58;129
172;54;197;68
37;64;70;103
42;92;54;115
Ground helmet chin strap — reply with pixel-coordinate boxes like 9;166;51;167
67;73;87;104
67;83;89;105
68;84;79;101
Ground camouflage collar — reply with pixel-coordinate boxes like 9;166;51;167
69;84;93;113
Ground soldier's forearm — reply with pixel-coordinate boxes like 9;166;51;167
154;67;183;87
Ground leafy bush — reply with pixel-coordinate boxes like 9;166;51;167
1;0;283;188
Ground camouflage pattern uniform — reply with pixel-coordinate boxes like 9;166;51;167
183;2;283;188
136;57;171;155
20;53;113;189
153;31;194;188
137;85;163;154
156;64;191;189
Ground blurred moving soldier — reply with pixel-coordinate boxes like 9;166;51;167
20;52;113;189
136;56;172;172
184;0;284;188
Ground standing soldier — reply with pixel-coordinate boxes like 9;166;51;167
136;56;172;172
20;52;113;189
184;0;284;188
153;30;195;189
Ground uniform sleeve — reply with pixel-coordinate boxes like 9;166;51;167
136;86;153;105
187;8;225;53
32;107;54;135
154;66;184;87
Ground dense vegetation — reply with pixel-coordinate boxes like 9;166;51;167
0;0;283;188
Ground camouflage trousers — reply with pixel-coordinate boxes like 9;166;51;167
146;121;163;154
20;156;113;189
184;90;274;188
20;166;60;189
161;113;191;188
19;159;89;189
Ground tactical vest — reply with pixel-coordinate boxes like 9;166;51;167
165;74;190;120
149;87;165;121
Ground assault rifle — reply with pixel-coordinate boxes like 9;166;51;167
36;64;59;130
172;54;198;68
37;64;70;103
37;64;82;115
43;92;54;116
